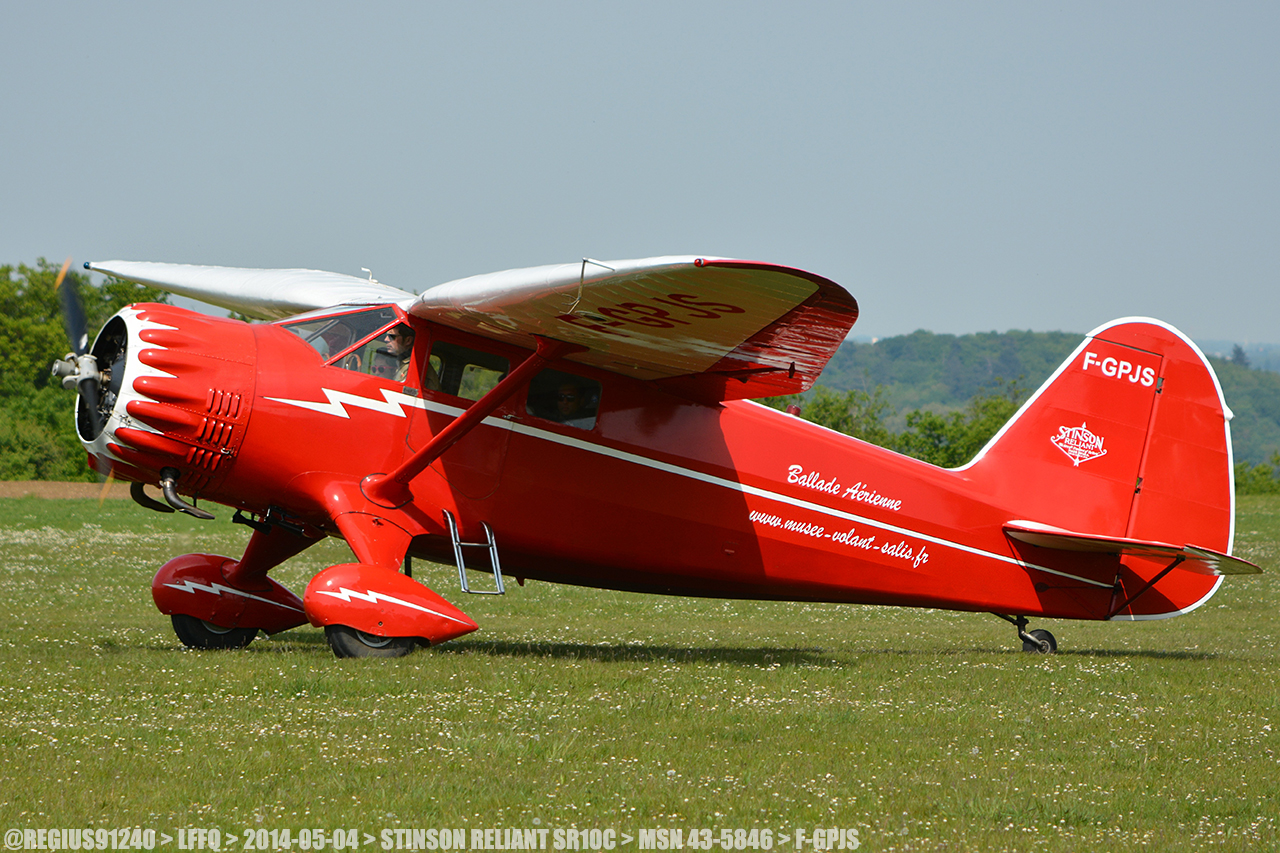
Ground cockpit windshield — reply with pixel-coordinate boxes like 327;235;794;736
279;307;399;361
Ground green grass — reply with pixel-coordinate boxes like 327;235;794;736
1;496;1277;851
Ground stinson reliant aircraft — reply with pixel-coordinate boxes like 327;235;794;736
51;255;1259;657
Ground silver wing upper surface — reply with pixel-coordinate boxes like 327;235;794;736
86;261;416;320
88;255;858;398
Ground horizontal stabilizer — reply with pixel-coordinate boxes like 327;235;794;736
1005;520;1261;576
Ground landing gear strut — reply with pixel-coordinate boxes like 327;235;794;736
994;614;1057;654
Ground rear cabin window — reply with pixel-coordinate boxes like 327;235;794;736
428;341;509;402
526;368;601;430
280;307;399;361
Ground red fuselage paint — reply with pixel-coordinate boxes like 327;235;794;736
92;303;1226;627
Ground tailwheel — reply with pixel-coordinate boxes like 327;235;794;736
171;614;258;650
1021;628;1057;654
324;624;419;659
994;614;1059;654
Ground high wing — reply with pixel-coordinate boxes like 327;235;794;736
411;256;858;400
84;261;416;320
88;254;858;401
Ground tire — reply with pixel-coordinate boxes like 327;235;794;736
324;624;419;659
171;614;258;650
1021;628;1057;654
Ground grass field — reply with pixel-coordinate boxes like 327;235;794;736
1;496;1277;852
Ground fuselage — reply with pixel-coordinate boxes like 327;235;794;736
86;302;1221;625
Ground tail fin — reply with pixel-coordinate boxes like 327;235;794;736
962;318;1235;558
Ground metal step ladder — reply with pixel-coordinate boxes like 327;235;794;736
442;510;505;595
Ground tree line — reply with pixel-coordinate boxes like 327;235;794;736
763;383;1280;494
812;328;1280;493
762;380;1026;469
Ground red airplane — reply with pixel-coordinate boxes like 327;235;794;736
51;256;1259;658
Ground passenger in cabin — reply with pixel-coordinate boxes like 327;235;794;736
369;350;397;379
424;357;442;391
525;368;600;428
553;382;595;429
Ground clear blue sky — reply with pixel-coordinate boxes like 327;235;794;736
4;2;1277;342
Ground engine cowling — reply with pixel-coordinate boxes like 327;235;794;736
80;303;258;499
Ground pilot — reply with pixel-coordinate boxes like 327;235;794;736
383;324;415;382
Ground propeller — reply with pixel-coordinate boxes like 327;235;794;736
49;258;106;439
49;258;120;503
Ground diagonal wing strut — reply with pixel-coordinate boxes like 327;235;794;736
360;336;584;508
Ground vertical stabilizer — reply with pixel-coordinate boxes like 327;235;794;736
960;318;1235;617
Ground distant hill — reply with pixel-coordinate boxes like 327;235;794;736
1196;341;1280;373
820;330;1080;430
1206;357;1280;467
817;330;1280;465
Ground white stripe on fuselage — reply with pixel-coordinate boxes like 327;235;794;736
267;388;1111;590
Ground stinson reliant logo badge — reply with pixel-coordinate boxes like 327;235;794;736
1052;423;1108;467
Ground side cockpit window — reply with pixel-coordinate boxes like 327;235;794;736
428;341;509;401
526;368;601;430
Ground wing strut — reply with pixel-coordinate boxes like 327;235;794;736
361;336;584;508
1106;555;1185;620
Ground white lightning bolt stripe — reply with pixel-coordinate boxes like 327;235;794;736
266;388;447;419
314;586;472;626
164;579;304;612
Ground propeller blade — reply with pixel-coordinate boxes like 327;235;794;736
97;468;116;507
78;375;105;439
52;256;107;437
55;257;89;355
53;257;71;288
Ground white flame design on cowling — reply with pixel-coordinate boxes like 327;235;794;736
81;306;178;465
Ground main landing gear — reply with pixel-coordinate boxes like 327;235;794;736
154;505;486;659
324;625;419;659
153;517;317;653
994;614;1057;654
171;614;258;650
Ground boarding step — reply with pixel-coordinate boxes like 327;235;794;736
443;510;505;595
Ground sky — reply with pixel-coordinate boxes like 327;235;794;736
3;2;1278;343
